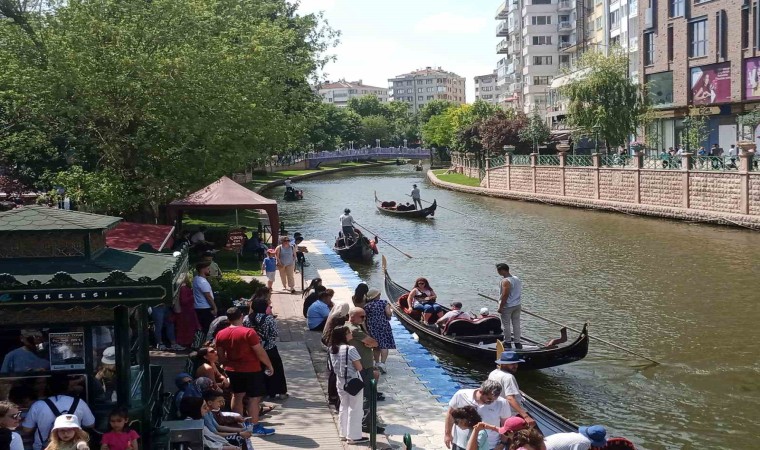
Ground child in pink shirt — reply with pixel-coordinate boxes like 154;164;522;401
100;408;139;450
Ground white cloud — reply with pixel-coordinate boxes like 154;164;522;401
413;12;488;35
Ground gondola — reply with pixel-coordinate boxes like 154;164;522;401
283;188;303;201
374;192;436;219
382;256;589;370
414;165;423;171
333;231;378;261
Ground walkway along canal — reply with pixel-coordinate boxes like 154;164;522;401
270;164;760;450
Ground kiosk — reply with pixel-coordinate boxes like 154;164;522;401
0;206;188;449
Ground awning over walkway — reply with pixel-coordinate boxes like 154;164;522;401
107;222;175;251
167;176;280;244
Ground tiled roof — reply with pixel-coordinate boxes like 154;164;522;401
318;81;386;90
0;206;122;232
393;67;464;79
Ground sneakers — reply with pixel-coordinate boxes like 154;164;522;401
250;423;275;436
376;362;386;373
348;437;369;444
170;344;186;351
156;344;167;351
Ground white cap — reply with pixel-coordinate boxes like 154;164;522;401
101;346;116;365
480;307;490;315
52;414;81;431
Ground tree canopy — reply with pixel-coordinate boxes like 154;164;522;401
0;0;336;217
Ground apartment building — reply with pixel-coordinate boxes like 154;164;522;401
495;0;567;114
640;0;760;150
316;79;388;107
388;67;466;113
475;71;500;104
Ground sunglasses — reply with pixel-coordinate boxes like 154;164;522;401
207;349;217;353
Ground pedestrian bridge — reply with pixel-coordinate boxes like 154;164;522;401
306;148;430;168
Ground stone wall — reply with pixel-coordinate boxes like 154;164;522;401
453;152;760;229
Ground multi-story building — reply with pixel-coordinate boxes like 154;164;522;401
641;0;755;150
475;71;500;104
495;0;523;109
388;67;466;113
316;79;388;107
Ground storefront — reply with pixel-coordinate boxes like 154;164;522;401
0;206;188;449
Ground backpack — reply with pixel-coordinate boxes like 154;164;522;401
37;396;81;446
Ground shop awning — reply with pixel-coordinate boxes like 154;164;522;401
549;68;591;90
106;222;175;251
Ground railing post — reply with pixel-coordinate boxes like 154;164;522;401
681;153;693;209
558;151;566;196
403;434;413;450
634;151;644;204
505;153;512;191
739;152;752;214
592;153;601;199
485;156;491;188
530;152;538;193
369;379;378;449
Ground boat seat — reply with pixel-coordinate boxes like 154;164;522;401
397;294;424;322
603;438;636;449
443;316;503;337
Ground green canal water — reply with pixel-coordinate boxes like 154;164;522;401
273;165;760;450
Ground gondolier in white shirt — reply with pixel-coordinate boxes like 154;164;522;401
496;263;523;349
410;184;422;210
339;208;357;242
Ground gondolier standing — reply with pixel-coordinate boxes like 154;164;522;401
411;184;422;210
340;208;357;242
496;263;522;349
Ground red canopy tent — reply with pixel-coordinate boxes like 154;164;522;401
107;222;175;251
167;176;280;245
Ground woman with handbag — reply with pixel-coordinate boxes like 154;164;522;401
328;326;367;444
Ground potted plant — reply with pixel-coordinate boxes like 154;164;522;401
737;110;760;152
556;141;571;153
630;140;646;154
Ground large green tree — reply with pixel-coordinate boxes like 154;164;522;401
519;107;551;153
305;103;361;150
560;49;646;149
0;0;335;218
358;115;392;146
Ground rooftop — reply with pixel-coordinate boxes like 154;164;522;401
392;66;464;79
0;206;121;232
317;79;386;91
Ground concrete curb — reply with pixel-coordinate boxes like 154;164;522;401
428;171;760;231
254;161;396;194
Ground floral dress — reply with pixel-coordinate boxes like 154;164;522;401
364;299;396;350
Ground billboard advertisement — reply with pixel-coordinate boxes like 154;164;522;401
744;56;760;101
690;63;731;105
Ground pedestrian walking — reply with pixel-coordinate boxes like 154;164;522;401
193;262;218;335
328;326;367;444
496;263;522;349
274;236;296;294
362;289;395;373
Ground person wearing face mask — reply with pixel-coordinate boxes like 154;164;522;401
1;330;49;374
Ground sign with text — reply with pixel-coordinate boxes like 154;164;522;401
49;332;85;371
690;63;731;105
225;229;246;250
744;57;760;101
0;285;166;306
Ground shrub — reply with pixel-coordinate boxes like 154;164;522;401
210;274;265;311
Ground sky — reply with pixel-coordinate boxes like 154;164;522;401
296;0;499;103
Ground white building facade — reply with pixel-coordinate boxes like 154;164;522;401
388;67;466;113
317;80;388;108
474;71;500;104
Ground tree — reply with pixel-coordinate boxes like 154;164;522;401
561;49;646;149
519;107;551;153
680;107;709;152
418;99;457;125
0;0;336;218
305;103;361;150
480;110;530;154
347;95;387;118
359;115;392;146
421;113;454;149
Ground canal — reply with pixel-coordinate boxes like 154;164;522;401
274;165;760;450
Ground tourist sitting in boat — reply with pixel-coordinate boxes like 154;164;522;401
406;277;443;322
435;302;472;329
479;307;490;318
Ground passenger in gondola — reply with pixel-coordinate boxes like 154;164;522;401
406;277;443;323
435;302;472;330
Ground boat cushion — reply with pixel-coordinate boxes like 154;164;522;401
397;294;423;321
443;316;503;337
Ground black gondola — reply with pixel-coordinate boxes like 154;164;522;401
375;192;436;219
414;165;423;171
334;231;378;261
382;256;589;370
284;188;303;201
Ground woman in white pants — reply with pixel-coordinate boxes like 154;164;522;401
275;236;296;294
328;326;367;444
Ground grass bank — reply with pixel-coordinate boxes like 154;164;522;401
245;161;389;192
431;169;482;187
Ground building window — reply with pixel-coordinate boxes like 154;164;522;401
406;81;412;86
610;9;620;29
559;54;570;69
418;88;423;93
418;96;424;101
533;56;553;65
715;11;727;59
742;8;750;49
670;0;684;18
667;26;674;61
532;36;553;45
595;16;602;30
531;16;552;25
533;76;551;85
689;18;707;57
644;31;655;65
426;79;433;84
427;95;434;100
532;0;551;4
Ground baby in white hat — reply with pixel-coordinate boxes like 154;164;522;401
479;307;490;318
46;415;89;450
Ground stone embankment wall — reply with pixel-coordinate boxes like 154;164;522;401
438;152;760;230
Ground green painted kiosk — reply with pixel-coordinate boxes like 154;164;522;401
0;206;188;449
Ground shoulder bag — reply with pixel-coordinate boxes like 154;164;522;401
342;346;364;396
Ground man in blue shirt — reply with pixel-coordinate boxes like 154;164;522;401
306;289;334;331
1;330;49;374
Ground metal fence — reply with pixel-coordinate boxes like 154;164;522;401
692;156;740;171
512;154;531;165
490;156;507;168
566;155;593;166
600;154;632;167
537;155;560;166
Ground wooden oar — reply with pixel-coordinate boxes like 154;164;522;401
354;222;413;259
406;195;467;216
477;293;661;365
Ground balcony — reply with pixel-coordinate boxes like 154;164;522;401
558;41;573;49
495;0;509;19
496;21;510;37
558;21;572;32
558;0;573;10
497;39;510;54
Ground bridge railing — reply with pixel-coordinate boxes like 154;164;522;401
306;148;431;160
